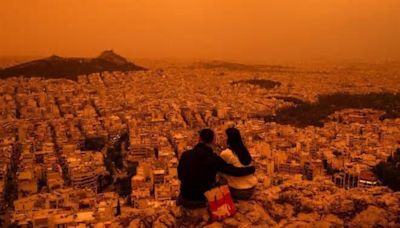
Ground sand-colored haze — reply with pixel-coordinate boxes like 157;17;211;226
0;0;399;62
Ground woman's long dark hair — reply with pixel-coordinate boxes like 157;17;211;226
225;127;252;165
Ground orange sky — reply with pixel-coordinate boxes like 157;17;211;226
0;0;399;62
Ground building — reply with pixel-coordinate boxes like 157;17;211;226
277;161;303;174
303;160;324;180
70;168;98;193
12;188;118;227
152;169;165;185
154;184;172;201
332;172;359;189
358;170;378;188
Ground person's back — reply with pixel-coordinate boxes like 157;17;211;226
220;148;258;190
218;127;257;200
178;142;221;201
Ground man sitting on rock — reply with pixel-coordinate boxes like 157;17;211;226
177;128;256;208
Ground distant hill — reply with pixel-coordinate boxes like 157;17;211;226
0;50;146;80
266;92;400;127
192;60;295;73
191;60;336;75
231;79;281;90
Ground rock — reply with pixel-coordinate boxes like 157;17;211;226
143;208;156;217
251;226;273;228
260;213;278;227
128;219;143;228
296;212;319;222
203;222;223;228
223;217;241;227
283;220;312;228
248;203;276;226
93;223;105;228
181;207;209;223
278;219;288;227
202;212;210;222
109;223;122;228
268;203;294;222
298;198;314;214
140;216;154;227
236;201;253;214
262;177;272;188
331;199;354;218
320;214;343;226
312;220;333;228
350;206;389;227
302;189;314;197
118;178;400;227
233;212;250;224
170;206;183;218
237;223;252;228
153;221;167;228
378;193;400;208
284;204;295;218
153;213;176;228
245;208;261;223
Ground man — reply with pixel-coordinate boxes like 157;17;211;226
178;128;255;208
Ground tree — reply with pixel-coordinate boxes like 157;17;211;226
83;136;106;151
374;160;400;191
115;199;121;216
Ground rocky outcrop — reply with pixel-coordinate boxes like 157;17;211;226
119;176;400;227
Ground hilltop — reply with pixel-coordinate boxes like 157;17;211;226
266;92;400;127
0;50;146;80
119;177;400;227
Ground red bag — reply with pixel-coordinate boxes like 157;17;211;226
204;185;236;221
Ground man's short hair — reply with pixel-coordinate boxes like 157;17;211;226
199;128;214;144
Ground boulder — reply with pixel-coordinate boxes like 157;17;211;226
170;206;183;218
296;212;319;222
128;219;143;228
153;213;176;228
233;212;250;224
312;220;333;228
283;220;312;228
246;209;261;224
331;199;354;218
236;201;253;214
350;206;389;227
320;214;343;226
223;217;241;227
203;222;223;228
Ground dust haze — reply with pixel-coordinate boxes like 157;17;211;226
1;0;399;63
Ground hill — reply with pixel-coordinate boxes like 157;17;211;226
267;92;400;127
231;79;281;90
192;60;295;73
0;50;146;80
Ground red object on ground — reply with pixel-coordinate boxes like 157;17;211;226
204;185;236;221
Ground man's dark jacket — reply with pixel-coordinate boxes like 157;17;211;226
178;143;255;201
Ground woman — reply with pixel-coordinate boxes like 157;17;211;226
219;127;257;200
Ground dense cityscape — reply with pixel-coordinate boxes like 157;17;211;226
0;58;399;227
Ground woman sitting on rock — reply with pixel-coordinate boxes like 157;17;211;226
219;127;258;200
